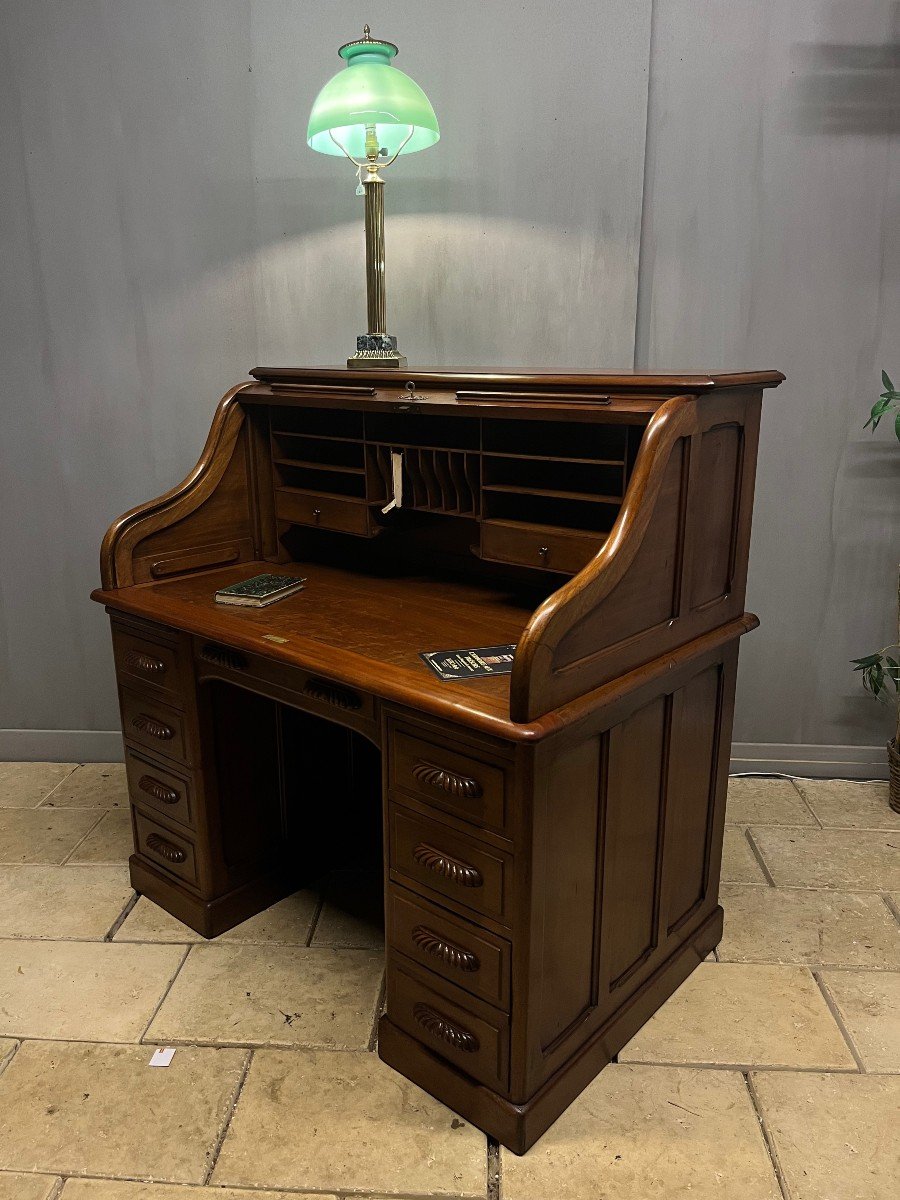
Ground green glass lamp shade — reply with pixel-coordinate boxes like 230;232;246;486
307;35;439;158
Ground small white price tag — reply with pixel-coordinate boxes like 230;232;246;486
148;1047;176;1068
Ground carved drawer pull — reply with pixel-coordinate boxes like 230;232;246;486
123;649;166;676
200;643;247;672
131;713;175;741
412;843;483;889
413;1002;479;1053
145;832;186;864
412;925;480;973
304;678;363;710
412;760;482;801
138;775;179;805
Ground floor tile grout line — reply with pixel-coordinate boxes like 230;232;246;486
487;1135;501;1200
882;892;900;925
744;827;777;886
725;882;897;894
305;891;327;947
0;1037;20;1080
0;1033;385;1054
616;1058;860;1074
812;971;866;1073
202;1046;254;1185
58;809;109;865
137;1036;385;1054
787;777;823;828
46;1176;66;1200
728;821;900;832
743;1071;791;1200
367;971;387;1052
137;943;192;1043
716;959;899;973
6;1168;344;1197
34;763;81;808
102;889;141;941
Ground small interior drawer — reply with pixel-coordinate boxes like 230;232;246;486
387;959;509;1092
388;885;510;1010
120;688;191;766
480;519;601;574
112;626;186;703
132;809;198;887
389;804;511;925
124;749;194;829
389;724;507;832
275;488;371;536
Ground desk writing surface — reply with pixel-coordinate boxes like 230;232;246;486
93;561;538;735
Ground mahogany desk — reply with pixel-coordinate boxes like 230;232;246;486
92;366;782;1152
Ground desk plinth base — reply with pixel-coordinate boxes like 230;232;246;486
378;905;723;1155
129;856;299;941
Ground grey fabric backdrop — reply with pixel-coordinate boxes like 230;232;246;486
1;1;898;774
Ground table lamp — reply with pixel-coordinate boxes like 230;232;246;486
307;26;440;368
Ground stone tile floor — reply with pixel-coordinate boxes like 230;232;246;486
0;765;896;1199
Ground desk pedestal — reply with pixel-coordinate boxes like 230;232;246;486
106;605;739;1153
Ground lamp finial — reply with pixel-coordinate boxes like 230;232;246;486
363;24;371;40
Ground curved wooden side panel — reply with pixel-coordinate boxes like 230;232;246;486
100;383;256;589
510;389;763;721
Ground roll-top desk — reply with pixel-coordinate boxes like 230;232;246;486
92;366;782;1152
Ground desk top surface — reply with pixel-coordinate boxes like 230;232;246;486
93;561;541;739
250;366;786;392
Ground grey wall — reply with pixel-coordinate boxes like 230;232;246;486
1;0;897;773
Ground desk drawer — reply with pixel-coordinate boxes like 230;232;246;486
132;809;198;887
124;749;194;829
387;960;509;1092
481;519;600;575
120;689;191;766
194;640;376;733
388;885;510;1010
389;725;507;832
275;489;370;535
389;804;511;924
112;626;186;705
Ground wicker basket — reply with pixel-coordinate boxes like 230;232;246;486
889;738;900;814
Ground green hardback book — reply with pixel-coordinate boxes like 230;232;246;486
214;573;307;608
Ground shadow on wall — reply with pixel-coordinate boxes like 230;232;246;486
790;2;900;134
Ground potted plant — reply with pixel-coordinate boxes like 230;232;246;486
851;371;900;812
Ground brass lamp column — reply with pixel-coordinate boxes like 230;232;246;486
359;127;395;365
306;27;440;368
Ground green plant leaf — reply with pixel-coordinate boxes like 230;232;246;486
895;408;900;443
851;654;883;667
883;369;894;391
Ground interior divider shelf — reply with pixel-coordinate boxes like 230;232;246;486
266;405;643;573
483;451;625;466
271;430;363;444
273;458;365;475
482;484;624;505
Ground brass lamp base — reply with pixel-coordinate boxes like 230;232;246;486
347;333;407;369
